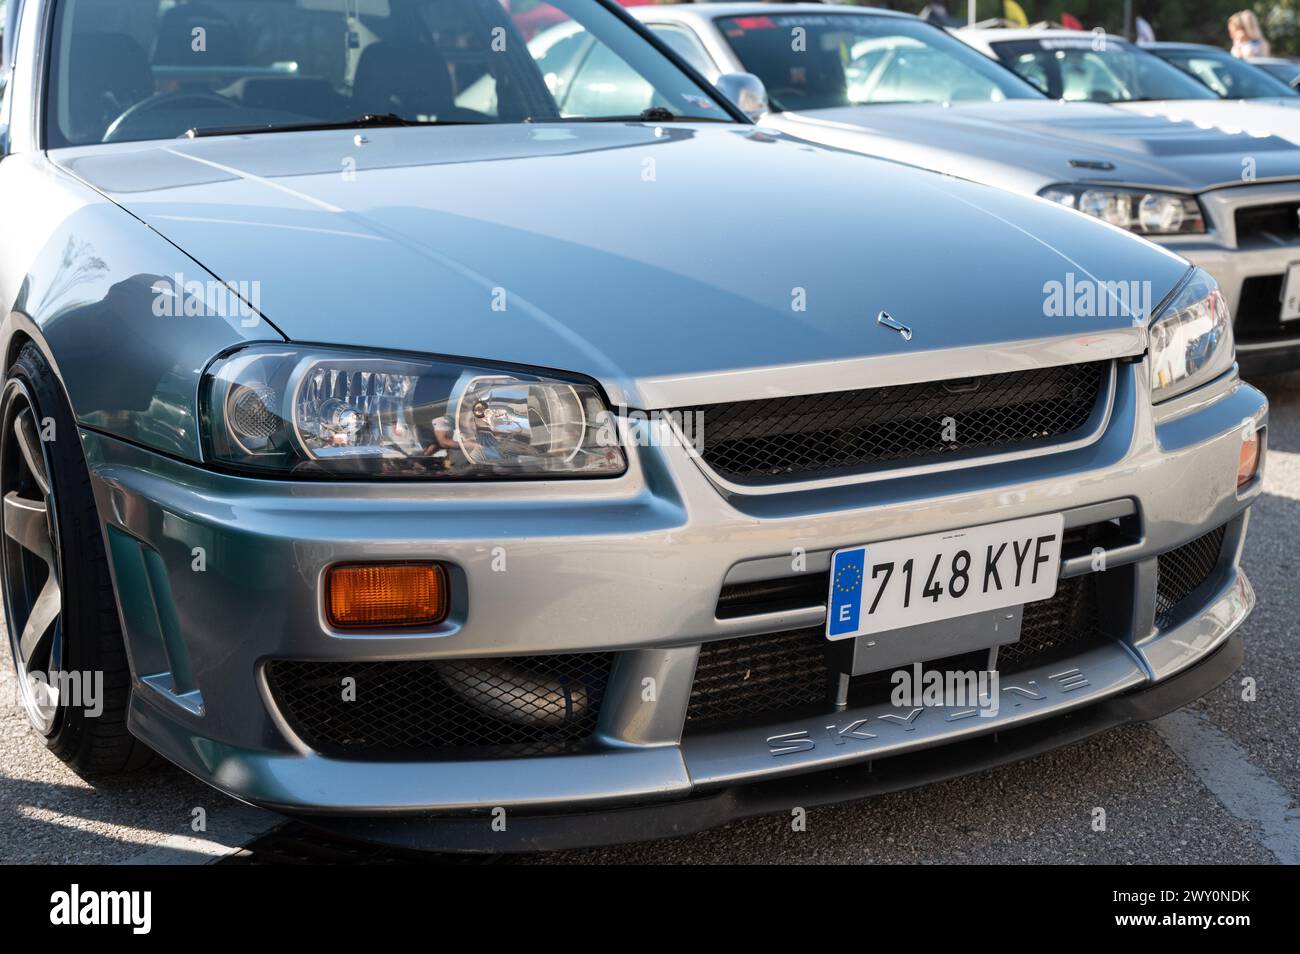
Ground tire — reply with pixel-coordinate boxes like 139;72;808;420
1;343;153;775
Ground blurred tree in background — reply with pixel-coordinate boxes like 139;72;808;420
1259;0;1300;54
869;1;1300;55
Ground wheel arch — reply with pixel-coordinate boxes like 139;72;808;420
0;314;77;428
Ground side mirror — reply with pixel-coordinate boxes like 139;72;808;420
714;72;769;122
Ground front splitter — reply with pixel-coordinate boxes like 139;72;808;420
297;634;1243;854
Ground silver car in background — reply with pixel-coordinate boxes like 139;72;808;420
0;0;1267;850
1250;56;1300;89
629;4;1300;375
1142;41;1300;102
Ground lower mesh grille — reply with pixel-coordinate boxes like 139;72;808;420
266;654;614;759
1155;525;1227;626
686;626;829;727
998;574;1101;671
686;575;1105;731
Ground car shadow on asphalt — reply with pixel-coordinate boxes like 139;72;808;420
0;754;238;863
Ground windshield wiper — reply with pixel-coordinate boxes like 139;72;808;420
184;112;485;138
523;107;731;124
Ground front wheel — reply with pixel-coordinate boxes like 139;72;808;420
1;344;153;775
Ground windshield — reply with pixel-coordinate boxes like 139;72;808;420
45;0;728;146
990;37;1217;103
1257;60;1300;87
714;13;1042;112
1153;47;1298;99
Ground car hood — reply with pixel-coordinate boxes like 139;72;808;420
1111;98;1300;148
54;123;1187;407
767;98;1300;193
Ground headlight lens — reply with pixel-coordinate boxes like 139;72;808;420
201;345;627;478
1149;269;1235;403
1040;185;1205;235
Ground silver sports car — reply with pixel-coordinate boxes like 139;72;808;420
629;4;1300;376
0;0;1266;851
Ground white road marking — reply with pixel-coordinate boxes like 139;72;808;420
116;805;284;865
1154;708;1300;865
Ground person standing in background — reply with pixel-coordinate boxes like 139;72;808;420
1229;10;1271;58
919;2;960;27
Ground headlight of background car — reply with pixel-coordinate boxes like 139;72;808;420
1149;269;1234;403
1039;185;1205;235
201;345;627;478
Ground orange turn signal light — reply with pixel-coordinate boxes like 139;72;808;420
326;563;447;629
1237;431;1261;491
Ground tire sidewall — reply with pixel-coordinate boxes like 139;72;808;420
2;345;103;756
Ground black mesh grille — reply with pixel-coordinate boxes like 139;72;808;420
1156;526;1227;626
687;575;1105;731
686;626;829;727
266;654;613;759
681;362;1107;484
997;574;1103;671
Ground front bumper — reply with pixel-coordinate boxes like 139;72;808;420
1165;181;1300;375
297;632;1248;853
82;361;1267;841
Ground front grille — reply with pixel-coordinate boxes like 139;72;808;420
266;653;613;759
1235;202;1300;244
687;575;1106;732
681;362;1107;484
1155;525;1227;626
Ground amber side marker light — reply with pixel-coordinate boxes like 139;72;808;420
1238;428;1261;491
326;563;447;629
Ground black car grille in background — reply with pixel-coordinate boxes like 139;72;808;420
1155;525;1227;627
266;653;613;759
1237;274;1287;343
686;575;1106;732
681;362;1107;484
1235;202;1300;245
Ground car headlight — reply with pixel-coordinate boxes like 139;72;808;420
1149;269;1234;403
200;344;627;478
1039;185;1205;235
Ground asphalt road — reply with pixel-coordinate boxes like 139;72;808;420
1;373;1297;865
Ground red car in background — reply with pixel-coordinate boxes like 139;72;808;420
507;0;655;39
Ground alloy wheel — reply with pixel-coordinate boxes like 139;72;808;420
1;380;64;735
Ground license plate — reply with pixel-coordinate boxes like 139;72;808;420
826;514;1064;640
1282;262;1300;323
